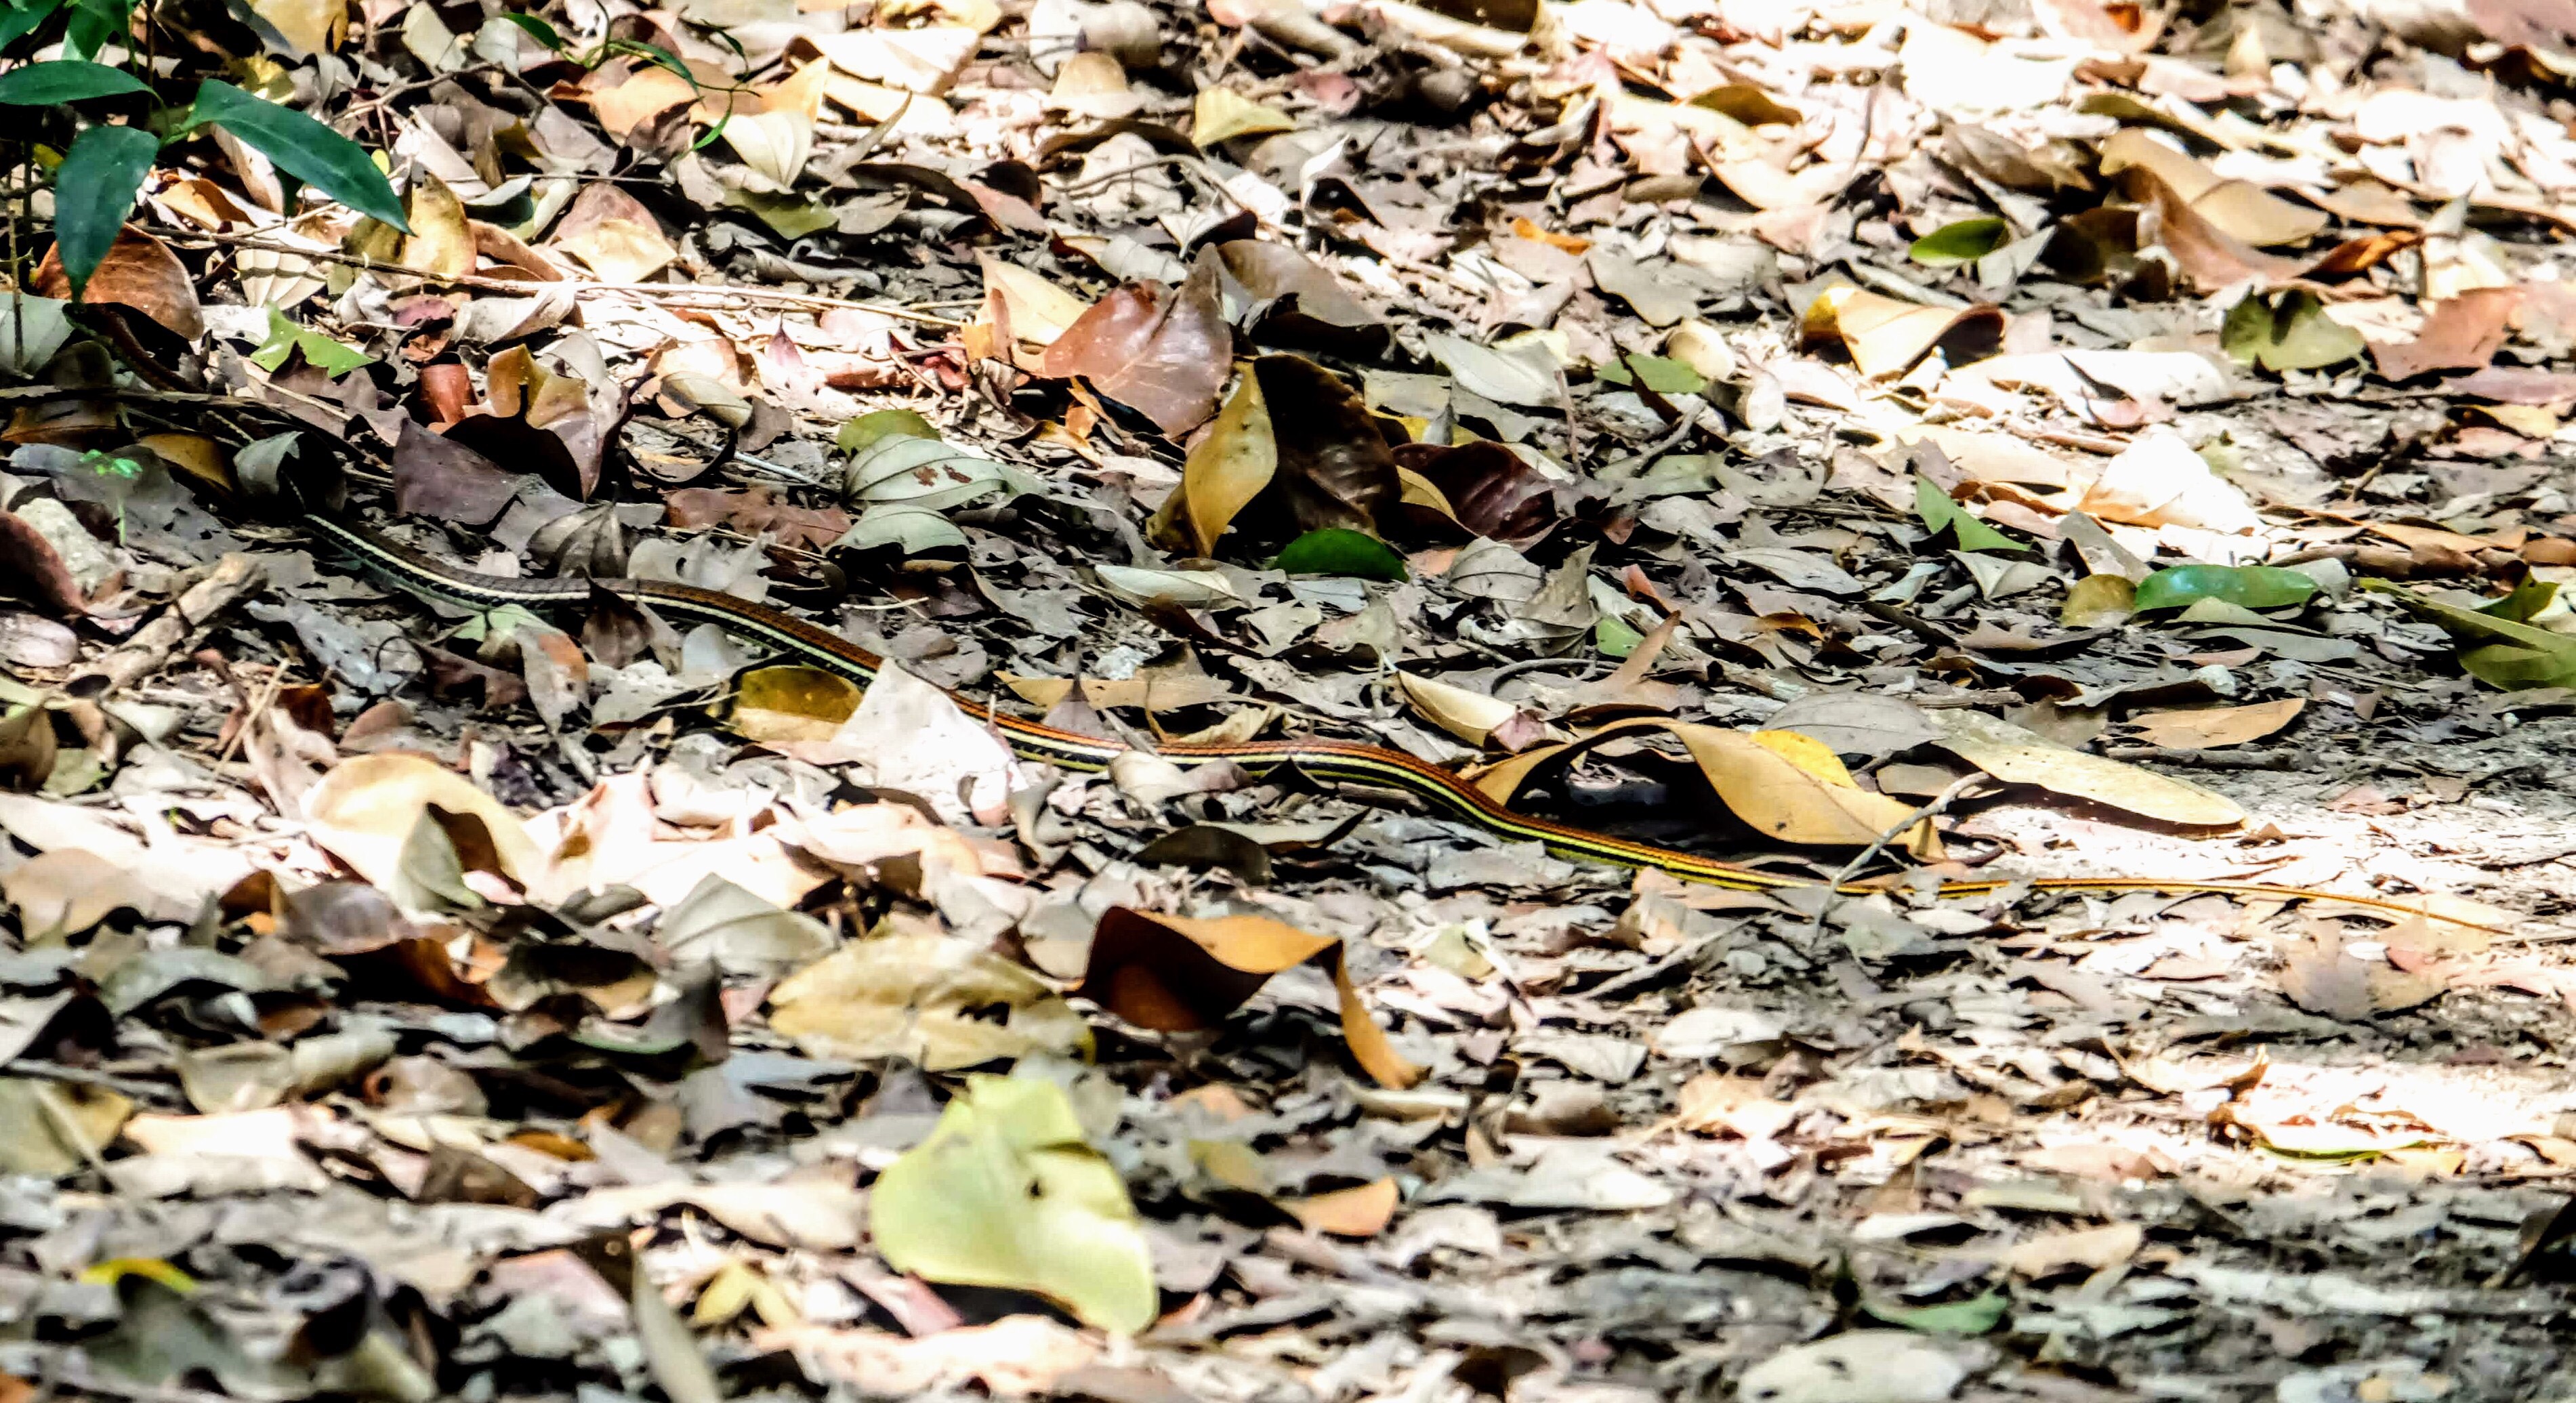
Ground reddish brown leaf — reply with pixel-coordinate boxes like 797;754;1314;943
0;511;87;616
393;419;524;527
2371;288;2522;381
1393;439;1560;547
33;228;205;340
1039;251;1231;437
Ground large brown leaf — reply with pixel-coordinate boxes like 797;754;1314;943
1039;251;1230;436
0;512;87;616
33;228;204;340
1393;439;1560;547
1252;356;1398;539
1215;240;1387;356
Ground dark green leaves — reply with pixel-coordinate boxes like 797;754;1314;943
2130;564;2318;612
0;0;68;52
189;80;407;231
53;123;156;296
1275;528;1407;581
0;60;144;104
1915;478;2019;552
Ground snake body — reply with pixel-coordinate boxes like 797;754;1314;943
301;511;2494;929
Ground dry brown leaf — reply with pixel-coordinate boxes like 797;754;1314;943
1039;254;1231;436
2371;288;2522;381
1076;908;1423;1088
1286;1177;1400;1237
2000;1223;2142;1277
33;228;205;339
2099;129;2327;247
1802;287;2003;379
2127;698;2304;749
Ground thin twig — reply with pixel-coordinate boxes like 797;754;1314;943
1803;772;1982;947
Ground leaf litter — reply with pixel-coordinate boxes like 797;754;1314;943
6;0;2576;1396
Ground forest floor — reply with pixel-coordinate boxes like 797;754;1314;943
9;0;2576;1398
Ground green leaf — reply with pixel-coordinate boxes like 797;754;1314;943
190;80;407;232
721;187;831;238
2361;577;2576;691
498;11;566;50
1915;477;2019;553
1863;1291;2008;1335
0;60;145;104
1275;527;1409;581
1623;354;1705;396
1594;354;1707;396
835;503;968;556
2480;574;2557;624
871;1074;1158;1334
1909;217;2010;268
0;0;68;52
1596;613;1643;657
52;124;157;297
835;407;940;455
60;0;121;60
249;308;373;377
2130;564;2317;612
2221;290;2362;373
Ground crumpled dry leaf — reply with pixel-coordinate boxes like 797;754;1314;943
304;753;541;894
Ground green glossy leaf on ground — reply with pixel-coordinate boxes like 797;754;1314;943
249;309;373;377
0;60;145;104
1909;217;2010;268
53;125;158;297
1275;527;1407;581
870;1074;1157;1333
2131;564;2317;612
191;79;407;231
1863;1291;2009;1335
1596;613;1644;657
1915;477;2019;553
2062;572;2136;627
2222;289;2361;373
836;408;940;455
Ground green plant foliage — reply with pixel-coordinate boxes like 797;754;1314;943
1275;527;1409;580
53;123;155;294
2130;564;2319;612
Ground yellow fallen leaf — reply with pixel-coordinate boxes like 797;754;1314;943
731;665;863;743
1397;670;1521;745
1193;86;1296;145
1803;285;2005;379
2000;1222;2142;1277
1286;1177;1400;1237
